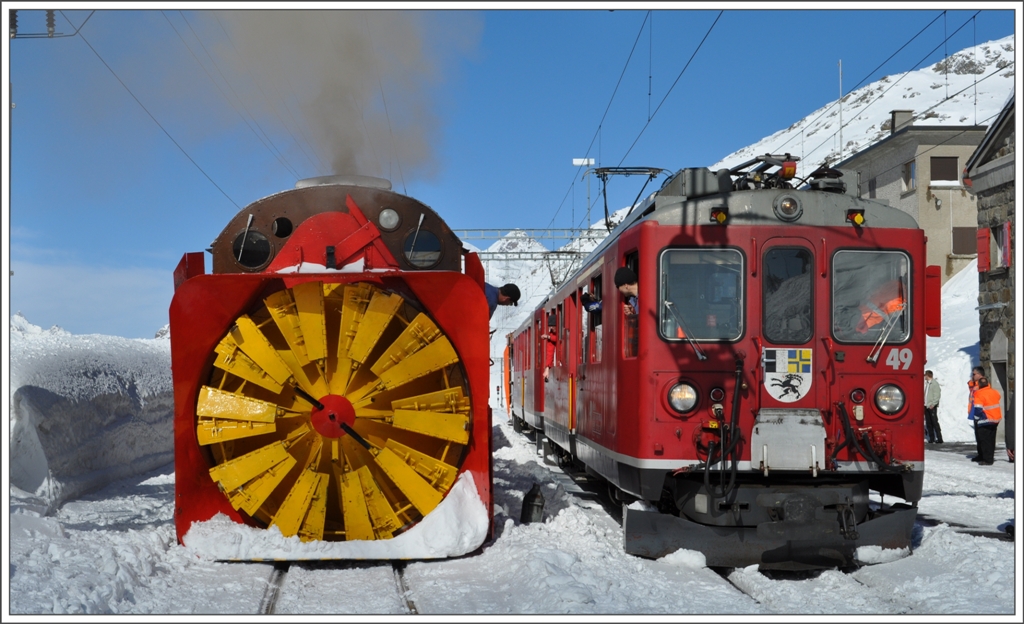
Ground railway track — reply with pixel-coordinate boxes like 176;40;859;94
255;560;419;614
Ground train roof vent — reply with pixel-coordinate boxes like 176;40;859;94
295;175;392;190
806;166;850;195
659;167;729;199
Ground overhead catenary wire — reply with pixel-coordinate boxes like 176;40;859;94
60;11;240;210
797;10;983;167
808;56;1010;171
545;11;652;231
616;10;723;165
365;14;407;195
203;12;307;181
769;11;947;157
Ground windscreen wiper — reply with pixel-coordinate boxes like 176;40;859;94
663;301;707;361
866;302;905;364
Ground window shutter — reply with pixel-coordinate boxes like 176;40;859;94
925;265;942;336
1003;222;1012;268
977;228;990;272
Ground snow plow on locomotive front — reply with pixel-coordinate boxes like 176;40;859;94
510;156;942;570
168;175;493;560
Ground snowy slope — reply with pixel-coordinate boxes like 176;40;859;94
712;36;1015;172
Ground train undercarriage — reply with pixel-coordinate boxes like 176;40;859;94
512;413;920;570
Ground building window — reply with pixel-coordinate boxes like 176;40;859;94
991;223;1012;270
931;156;958;182
868;177;877;199
902;161;916;192
977;223;1013;272
952;227;977;255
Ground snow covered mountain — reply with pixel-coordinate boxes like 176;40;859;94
712;35;1015;172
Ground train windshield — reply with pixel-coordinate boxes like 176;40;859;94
659;249;743;341
832;250;911;343
763;247;813;345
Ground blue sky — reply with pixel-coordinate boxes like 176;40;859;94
3;5;1017;338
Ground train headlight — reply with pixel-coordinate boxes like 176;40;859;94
378;208;401;231
774;195;802;221
668;383;698;413
875;385;905;414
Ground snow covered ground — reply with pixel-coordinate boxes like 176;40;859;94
5;256;1019;615
5;416;1019;616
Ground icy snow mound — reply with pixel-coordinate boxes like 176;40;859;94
925;259;981;443
9;313;174;509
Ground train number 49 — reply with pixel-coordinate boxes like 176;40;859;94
885;347;913;370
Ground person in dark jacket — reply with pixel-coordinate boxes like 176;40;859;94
580;267;638;316
484;283;521;318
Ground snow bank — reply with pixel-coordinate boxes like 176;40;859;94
925;259;981;442
182;471;489;560
9;313;174;510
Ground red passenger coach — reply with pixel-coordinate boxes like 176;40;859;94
169;175;492;557
509;156;942;569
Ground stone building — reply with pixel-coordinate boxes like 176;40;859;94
964;94;1015;460
836;110;987;284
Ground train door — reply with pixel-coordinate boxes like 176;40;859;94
755;238;826;471
532;311;545;417
577;273;604;439
565;291;579;435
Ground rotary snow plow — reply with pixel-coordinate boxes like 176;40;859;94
169;176;492;559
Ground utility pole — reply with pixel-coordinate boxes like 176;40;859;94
838;59;843;162
573;158;595;228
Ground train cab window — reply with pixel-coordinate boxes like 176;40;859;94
233;230;272;269
403;229;442;268
659;249;743;341
763;248;813;345
832;251;910;343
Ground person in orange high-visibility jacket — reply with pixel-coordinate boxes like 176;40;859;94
856;279;905;334
972;376;1003;465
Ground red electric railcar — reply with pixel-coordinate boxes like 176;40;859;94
509;156;942;569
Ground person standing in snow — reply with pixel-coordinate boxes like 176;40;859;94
971;377;1003;465
484;282;521;319
924;370;942;444
968;366;985;462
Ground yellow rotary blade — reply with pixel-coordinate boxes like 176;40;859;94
327;283;374;394
378;338;459;391
213;333;284;394
271;469;328;540
347;290;405;369
369;313;442;378
197;386;281;423
228;317;293;386
392;408;470;445
389;387;470;414
384;438;458;493
371;446;443;516
339;468;375;541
